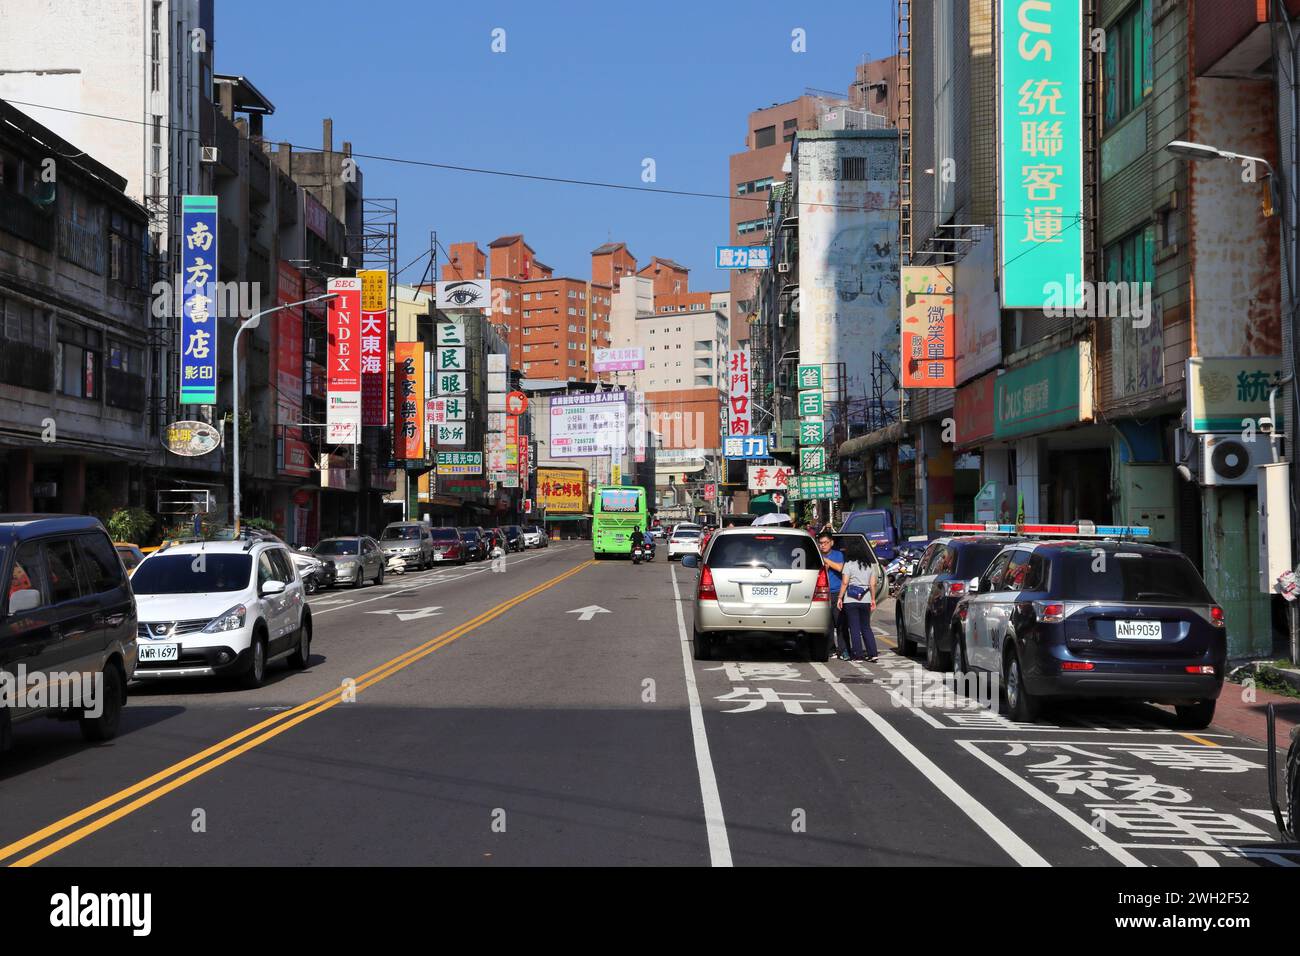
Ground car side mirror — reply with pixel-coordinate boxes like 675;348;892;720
681;554;699;568
261;580;287;596
8;588;41;616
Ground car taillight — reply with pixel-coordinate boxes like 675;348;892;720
1210;606;1225;628
942;580;966;597
1186;665;1217;674
1061;661;1094;671
812;568;830;602
1033;601;1065;623
698;566;717;601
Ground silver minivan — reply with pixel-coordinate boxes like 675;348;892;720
379;522;434;570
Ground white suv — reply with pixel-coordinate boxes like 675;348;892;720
130;539;311;688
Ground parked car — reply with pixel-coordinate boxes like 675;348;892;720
458;527;489;562
667;526;703;561
426;526;466;565
839;509;900;563
0;515;135;745
521;525;547;548
896;535;1019;669
951;539;1226;728
313;536;385;588
379;521;435;570
132;537;310;687
114;542;146;577
682;526;831;661
499;525;525;553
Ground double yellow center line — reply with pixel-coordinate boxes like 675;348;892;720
2;559;594;867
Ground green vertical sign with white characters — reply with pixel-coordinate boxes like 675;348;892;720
800;447;826;473
797;389;823;417
998;0;1084;309
796;364;822;390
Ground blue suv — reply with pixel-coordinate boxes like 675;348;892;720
952;540;1226;728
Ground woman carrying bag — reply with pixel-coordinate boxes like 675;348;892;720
837;538;879;662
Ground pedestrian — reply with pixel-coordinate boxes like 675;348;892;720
837;537;879;662
816;531;851;660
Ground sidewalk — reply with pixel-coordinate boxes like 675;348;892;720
1205;680;1299;745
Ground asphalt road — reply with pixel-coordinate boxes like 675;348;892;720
0;542;1295;867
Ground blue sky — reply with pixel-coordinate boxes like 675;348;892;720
217;0;893;288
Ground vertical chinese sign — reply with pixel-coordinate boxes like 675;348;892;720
434;322;468;447
998;0;1083;309
394;343;425;460
326;277;362;444
276;260;310;477
179;195;218;405
359;269;388;427
900;266;955;388
727;346;751;436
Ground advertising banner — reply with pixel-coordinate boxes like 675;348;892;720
394;342;425;459
549;391;628;458
179;195;218;405
436;346;467;372
997;0;1084;309
326;277;362;444
538;468;587;513
1186;356;1284;433
436;320;466;347
359;269;388;426
727;347;752;436
716;246;771;269
593;347;645;372
436;451;483;475
792;473;841;501
274;260;304;474
900;265;955;388
994;343;1092;439
436;280;491;310
434;423;466;445
724;435;769;458
747;464;794;491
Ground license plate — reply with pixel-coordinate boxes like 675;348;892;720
139;643;179;662
1115;619;1163;640
745;584;786;603
433;553;442;561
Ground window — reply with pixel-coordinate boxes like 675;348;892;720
841;157;866;181
1104;0;1152;131
7;542;48;609
78;533;124;593
58;322;101;399
45;539;83;604
983;552;1013;591
1;296;44;346
1103;225;1155;287
783;118;798;129
695;339;712;351
737;217;768;235
754;125;776;148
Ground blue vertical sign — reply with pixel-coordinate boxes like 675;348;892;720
179;195;218;404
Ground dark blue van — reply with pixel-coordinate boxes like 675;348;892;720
839;509;899;562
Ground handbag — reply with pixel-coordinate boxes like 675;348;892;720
846;584;868;601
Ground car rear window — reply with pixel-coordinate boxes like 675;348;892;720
382;526;422;540
132;554;253;594
314;540;359;556
955;543;1005;578
707;535;821;571
843;513;889;535
459;529;480;540
673;529;701;538
1054;551;1214;603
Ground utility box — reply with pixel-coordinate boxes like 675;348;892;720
1257;461;1292;594
1119;463;1176;542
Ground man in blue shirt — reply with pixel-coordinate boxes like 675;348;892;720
817;531;850;659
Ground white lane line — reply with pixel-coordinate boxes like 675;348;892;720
310;549;561;616
811;662;1051;867
953;739;1145;867
670;563;732;867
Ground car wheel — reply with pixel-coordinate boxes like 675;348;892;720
895;606;917;657
693;629;713;661
1286;736;1299;838
79;661;125;742
1003;646;1040;722
925;620;950;671
1174;699;1216;730
303;575;318;595
241;633;267;689
287;616;312;670
352;571;364;589
376;565;385;586
951;628;967;679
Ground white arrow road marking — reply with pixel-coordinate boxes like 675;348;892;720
567;605;610;622
365;606;444;622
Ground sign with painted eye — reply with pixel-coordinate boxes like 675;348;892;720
436;280;491;310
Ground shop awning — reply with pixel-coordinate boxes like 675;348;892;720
544;514;591;522
837;421;909;459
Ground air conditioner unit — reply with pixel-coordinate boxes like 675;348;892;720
201;146;219;164
1199;433;1275;486
777;262;791;274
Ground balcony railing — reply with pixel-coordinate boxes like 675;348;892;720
0;190;55;250
0;343;53;391
59;217;106;274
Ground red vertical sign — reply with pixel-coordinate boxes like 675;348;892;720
360;269;388;426
326;277;362;444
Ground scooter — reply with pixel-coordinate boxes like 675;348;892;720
631;542;646;565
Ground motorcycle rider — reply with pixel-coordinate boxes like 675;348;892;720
630;526;646;562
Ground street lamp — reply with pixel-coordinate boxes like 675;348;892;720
232;293;337;534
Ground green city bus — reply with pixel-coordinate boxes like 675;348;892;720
592;485;647;558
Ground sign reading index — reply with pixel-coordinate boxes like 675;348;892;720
997;0;1084;309
179;195;218;405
